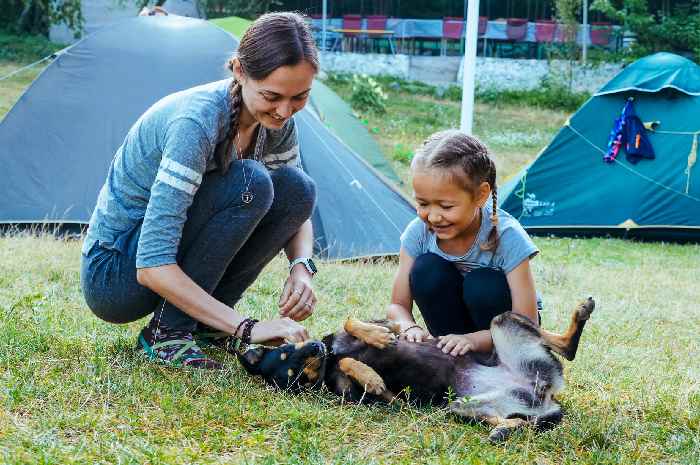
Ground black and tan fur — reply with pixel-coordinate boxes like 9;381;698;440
239;297;595;442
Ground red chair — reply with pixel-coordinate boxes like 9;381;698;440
535;19;556;42
366;15;387;30
442;16;464;55
506;18;528;40
366;15;391;53
534;19;557;59
342;14;362;36
341;14;363;52
590;21;612;46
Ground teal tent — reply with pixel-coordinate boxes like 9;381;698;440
500;53;700;241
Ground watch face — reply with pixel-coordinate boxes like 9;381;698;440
307;259;318;274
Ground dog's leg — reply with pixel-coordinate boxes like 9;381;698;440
368;319;402;335
344;318;396;349
539;297;595;361
449;398;528;442
482;416;528;443
338;357;395;402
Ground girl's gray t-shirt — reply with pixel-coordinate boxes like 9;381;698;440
400;201;539;275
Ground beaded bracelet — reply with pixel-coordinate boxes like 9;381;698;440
240;318;259;344
402;324;422;333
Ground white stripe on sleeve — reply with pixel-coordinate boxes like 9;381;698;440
156;170;197;195
162;158;203;185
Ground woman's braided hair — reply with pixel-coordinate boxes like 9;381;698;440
412;129;500;252
214;12;319;173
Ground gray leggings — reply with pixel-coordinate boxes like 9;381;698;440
80;160;316;332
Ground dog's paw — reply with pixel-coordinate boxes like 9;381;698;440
365;328;396;349
488;426;512;443
575;297;595;321
363;372;387;395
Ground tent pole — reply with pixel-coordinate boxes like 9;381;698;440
322;0;327;54
582;0;588;64
460;0;480;134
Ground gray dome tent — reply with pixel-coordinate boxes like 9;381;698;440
0;16;415;260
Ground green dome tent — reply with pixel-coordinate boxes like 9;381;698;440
500;53;700;241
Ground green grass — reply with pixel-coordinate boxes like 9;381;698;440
1;31;699;464
210;16;252;39
1;235;698;464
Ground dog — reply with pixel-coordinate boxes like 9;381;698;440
238;297;595;442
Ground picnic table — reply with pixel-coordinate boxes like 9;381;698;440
312;18;619;54
328;28;396;54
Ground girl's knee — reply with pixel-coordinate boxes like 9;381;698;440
410;253;459;298
462;267;512;316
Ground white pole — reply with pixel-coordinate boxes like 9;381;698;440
582;0;588;64
460;0;480;134
322;0;328;53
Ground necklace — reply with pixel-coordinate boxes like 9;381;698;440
235;131;254;204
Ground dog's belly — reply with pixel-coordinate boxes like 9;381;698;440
454;365;551;418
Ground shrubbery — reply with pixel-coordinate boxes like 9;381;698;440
349;74;388;114
0;29;63;62
324;72;590;113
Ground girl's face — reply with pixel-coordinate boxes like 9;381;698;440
412;168;490;241
234;60;316;129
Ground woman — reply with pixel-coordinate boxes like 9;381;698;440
80;12;320;369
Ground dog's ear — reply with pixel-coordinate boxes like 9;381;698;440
237;346;269;375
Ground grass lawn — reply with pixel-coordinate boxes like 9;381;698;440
1;31;699;464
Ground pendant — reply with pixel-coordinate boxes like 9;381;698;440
241;191;254;204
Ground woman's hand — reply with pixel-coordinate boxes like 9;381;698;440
278;266;316;321
400;323;433;343
436;334;475;357
249;317;309;345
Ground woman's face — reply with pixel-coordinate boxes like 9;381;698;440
235;60;316;130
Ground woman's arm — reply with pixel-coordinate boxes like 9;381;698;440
137;265;243;333
137;265;309;343
279;219;316;320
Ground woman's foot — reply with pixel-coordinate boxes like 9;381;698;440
137;321;223;370
194;326;245;355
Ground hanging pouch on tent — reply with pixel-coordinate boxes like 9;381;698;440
623;99;655;164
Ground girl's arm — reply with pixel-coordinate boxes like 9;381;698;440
386;248;415;324
386;249;431;342
505;258;539;324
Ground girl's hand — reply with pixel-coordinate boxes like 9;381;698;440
278;268;316;321
437;334;475;357
400;324;433;343
249;317;309;345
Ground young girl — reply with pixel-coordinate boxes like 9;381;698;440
387;130;540;356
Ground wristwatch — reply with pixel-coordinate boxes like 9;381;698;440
289;257;317;276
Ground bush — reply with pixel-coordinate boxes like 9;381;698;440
476;80;590;113
350;74;387;114
392;143;414;164
0;29;64;62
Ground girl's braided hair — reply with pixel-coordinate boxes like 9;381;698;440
411;129;500;252
214;12;319;173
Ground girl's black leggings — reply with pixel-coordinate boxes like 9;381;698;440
409;252;514;336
